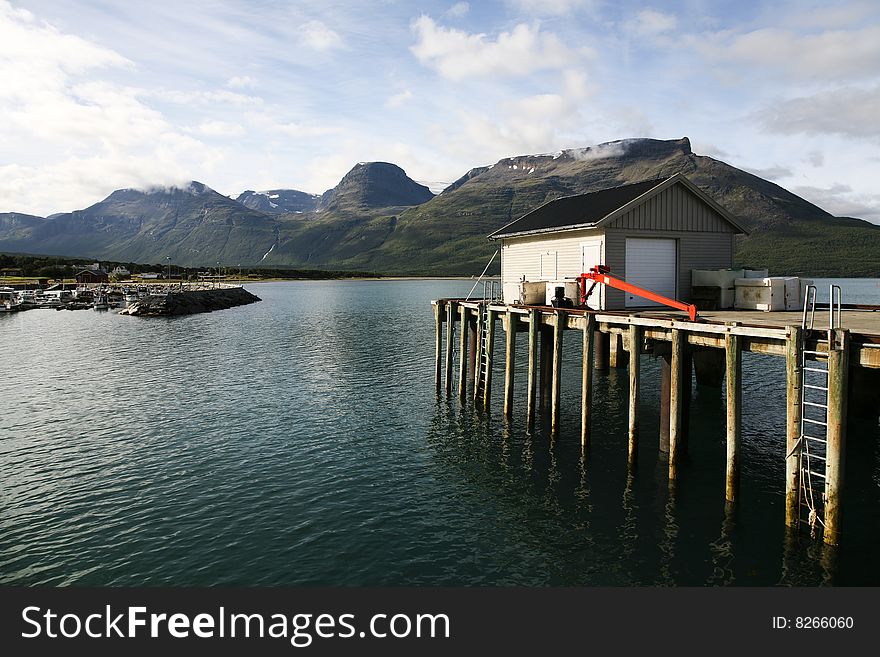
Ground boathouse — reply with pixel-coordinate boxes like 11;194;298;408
489;173;748;309
75;269;109;284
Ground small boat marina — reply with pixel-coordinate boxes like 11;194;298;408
0;282;260;316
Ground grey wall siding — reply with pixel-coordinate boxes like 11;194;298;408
609;184;737;233
604;229;734;308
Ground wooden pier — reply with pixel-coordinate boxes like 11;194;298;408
432;300;880;546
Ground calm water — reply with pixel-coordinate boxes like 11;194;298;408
1;279;878;586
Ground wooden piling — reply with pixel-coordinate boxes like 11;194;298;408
468;318;477;390
527;308;539;426
472;305;484;401
824;329;849;546
609;332;628;369
725;333;742;502
482;307;496;408
445;301;455;396
504;310;517;417
539;326;553;410
458;304;468;401
628;324;641;466
693;348;725;388
581;314;595;447
658;345;671;453
668;328;685;481
784;326;802;528
434;301;443;393
594;330;609;371
551;310;565;435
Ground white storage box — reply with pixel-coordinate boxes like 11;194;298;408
545;281;579;306
691;268;743;309
743;269;769;279
520;281;546;305
778;277;806;311
734;278;785;311
504;281;546;304
691;268;744;288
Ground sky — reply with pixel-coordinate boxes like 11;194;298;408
1;0;878;222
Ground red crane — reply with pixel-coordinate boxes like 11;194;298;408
577;265;698;321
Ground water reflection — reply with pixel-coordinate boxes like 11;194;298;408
706;502;736;586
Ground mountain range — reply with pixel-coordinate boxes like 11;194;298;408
2;137;879;276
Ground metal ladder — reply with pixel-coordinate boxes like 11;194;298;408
476;280;500;397
797;283;841;536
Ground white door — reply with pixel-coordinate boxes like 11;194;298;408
580;241;602;309
539;251;557;280
624;238;677;308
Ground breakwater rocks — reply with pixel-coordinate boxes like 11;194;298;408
120;286;261;317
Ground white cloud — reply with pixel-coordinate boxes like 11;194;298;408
301;20;343;52
152;88;264;106
246;112;338;138
695;25;880;81
226;75;256;89
196;120;246;137
429;69;594;162
742;165;793;180
629;9;677;37
792;183;880;222
385;89;413;108
411;16;585;80
756;86;880;139
506;0;594;16
0;1;224;215
447;2;470;18
806;151;824;167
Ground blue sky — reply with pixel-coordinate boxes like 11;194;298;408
1;0;879;222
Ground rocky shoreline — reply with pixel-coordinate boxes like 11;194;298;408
120;286;261;317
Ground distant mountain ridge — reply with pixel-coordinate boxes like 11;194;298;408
236;189;320;214
2;139;879;276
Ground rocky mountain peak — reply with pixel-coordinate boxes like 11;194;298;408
319;162;434;211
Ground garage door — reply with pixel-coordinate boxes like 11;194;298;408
625;238;677;308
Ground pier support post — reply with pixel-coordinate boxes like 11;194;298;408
458;304;469;402
658;345;671;453
445;301;455;396
468;318;477;392
694;348;725;388
824;329;849;546
668;329;685;482
609;333;628;369
504;310;517;417
628;324;642;466
551;310;565;435
784;327;802;528
539;325;554;411
434;302;443;393
594;330;609;371
581;314;595;448
472;305;484;401
527;309;539;426
482;308;497;408
725;333;742;502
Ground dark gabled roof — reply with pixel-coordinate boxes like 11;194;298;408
489;179;663;239
487;173;748;239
